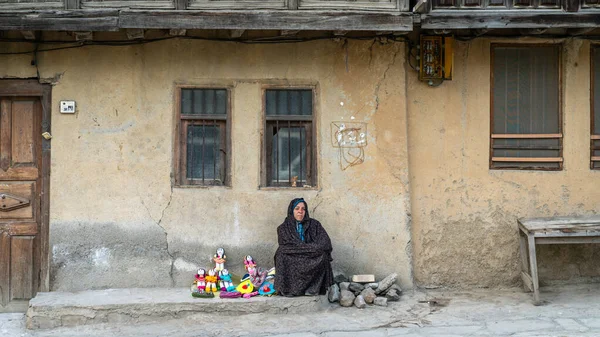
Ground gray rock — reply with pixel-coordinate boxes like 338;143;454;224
334;274;348;284
366;282;379;289
375;273;398;295
339;282;350;291
385;288;401;301
354;295;367;309
385;284;403;295
328;284;340;303
349;282;365;293
374;297;388;307
340;290;355;307
360;287;376;304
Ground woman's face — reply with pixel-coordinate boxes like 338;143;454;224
293;202;306;221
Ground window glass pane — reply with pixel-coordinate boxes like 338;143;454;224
493;46;559;135
266;90;313;116
182;89;227;115
187;125;221;181
271;127;307;184
594;48;600;134
182;89;192;115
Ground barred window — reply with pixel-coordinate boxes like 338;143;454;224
490;45;562;170
263;89;316;187
175;88;230;186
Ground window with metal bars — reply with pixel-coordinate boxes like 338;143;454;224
263;89;315;187
175;88;230;186
592;46;600;169
490;45;562;170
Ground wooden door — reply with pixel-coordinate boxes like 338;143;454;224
0;81;50;312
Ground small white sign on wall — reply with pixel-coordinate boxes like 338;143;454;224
60;101;76;114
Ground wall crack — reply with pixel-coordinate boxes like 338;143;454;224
373;44;400;115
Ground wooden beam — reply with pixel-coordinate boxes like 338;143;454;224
492;157;563;163
421;12;600;29
569;27;595;36
0;10;119;31
519;28;547;35
333;30;347;36
492;133;562;139
119;10;413;31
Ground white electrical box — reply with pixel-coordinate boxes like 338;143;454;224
60;101;76;114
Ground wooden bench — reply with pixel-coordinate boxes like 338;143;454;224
518;215;600;305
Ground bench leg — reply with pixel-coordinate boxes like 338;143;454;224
519;231;532;292
527;234;541;305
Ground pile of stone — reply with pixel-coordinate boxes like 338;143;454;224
327;273;401;309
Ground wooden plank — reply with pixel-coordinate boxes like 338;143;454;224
0;100;11;172
39;89;51;292
527;235;540;305
592;156;600;161
492;133;562;139
519;216;600;230
521;271;533;292
299;0;398;11
491;157;563;162
119;10;413;31
11;101;35;165
81;1;175;9
537;237;600;244
187;0;286;10
533;230;600;237
10;236;33;300
591;135;600;140
0;232;9;306
421;12;600;29
0;3;63;10
0;10;119;31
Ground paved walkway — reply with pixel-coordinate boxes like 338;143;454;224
3;283;600;336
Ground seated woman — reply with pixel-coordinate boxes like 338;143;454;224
274;198;334;296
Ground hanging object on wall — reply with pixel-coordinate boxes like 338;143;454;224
331;121;367;171
419;35;454;86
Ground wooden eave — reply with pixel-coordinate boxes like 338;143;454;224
0;9;413;31
421;10;600;29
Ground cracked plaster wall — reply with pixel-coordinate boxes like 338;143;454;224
0;37;413;291
409;38;600;288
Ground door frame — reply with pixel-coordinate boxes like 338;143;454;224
0;80;51;292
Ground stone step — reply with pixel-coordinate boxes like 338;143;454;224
26;288;324;330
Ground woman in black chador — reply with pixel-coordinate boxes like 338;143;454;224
274;198;334;296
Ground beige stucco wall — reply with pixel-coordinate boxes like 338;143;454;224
409;38;600;288
0;37;413;290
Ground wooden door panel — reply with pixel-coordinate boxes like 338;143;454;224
0;183;34;219
0;99;11;171
11;101;35;165
10;236;34;300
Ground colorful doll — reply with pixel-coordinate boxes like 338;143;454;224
194;268;206;292
220;269;235;292
247;264;267;288
205;268;218;293
243;255;256;271
213;247;226;276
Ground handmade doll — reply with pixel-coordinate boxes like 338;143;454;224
220;269;235;292
243;255;256;271
213;247;226;276
205;268;218;293
247;264;267;288
194;268;206;292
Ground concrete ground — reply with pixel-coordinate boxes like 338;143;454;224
3;283;600;337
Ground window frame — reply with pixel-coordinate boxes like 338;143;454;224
489;43;563;171
591;45;600;170
261;85;318;188
173;85;232;187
